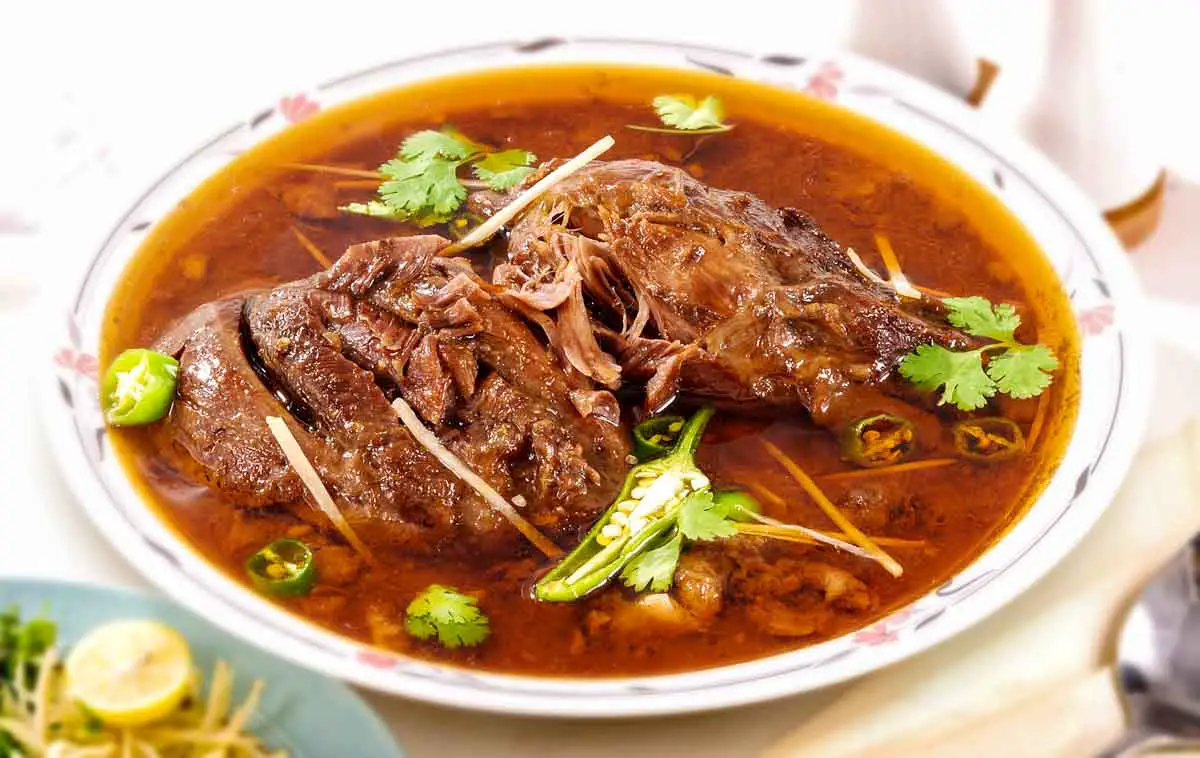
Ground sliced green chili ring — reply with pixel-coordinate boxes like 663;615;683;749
713;490;762;523
840;413;916;468
632;415;687;461
101;348;180;427
953;417;1024;462
535;407;715;602
246;539;317;597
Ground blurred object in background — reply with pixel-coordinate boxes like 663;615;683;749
0;81;121;295
1022;0;1164;249
846;0;996;105
0;87;117;236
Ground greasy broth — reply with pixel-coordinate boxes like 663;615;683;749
102;65;1079;676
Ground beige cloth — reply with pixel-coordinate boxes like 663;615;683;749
765;422;1200;758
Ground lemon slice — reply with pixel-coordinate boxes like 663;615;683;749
65;619;194;726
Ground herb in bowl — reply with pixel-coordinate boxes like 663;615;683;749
341;128;537;225
900;295;1059;411
405;585;490;649
627;94;734;135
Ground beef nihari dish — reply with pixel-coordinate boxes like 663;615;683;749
101;66;1079;676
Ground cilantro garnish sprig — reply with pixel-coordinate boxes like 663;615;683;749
405;584;490;648
677;490;739;542
342;128;537;226
0;605;56;687
899;296;1059;411
618;490;741;593
627;94;734;135
620;532;682;592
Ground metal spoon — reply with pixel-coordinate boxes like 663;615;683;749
1101;535;1200;756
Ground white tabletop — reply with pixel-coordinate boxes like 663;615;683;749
4;3;1200;755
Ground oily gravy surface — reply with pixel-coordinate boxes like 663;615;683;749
102;65;1078;676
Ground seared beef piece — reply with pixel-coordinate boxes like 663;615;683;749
245;275;461;546
155;298;306;507
161;235;630;557
317;238;628;466
493;159;968;423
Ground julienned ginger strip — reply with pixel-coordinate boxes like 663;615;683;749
440;135;616;256
264;416;376;564
392;398;562;558
760;440;903;577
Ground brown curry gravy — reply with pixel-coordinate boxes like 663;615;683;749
102;65;1079;676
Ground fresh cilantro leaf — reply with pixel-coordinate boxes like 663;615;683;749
0;606;56;688
986;344;1059;399
900;295;1059;410
377;157;466;222
400;129;475;162
899;344;996;411
0;608;47;753
898;344;969;392
15;618;54;661
80;706;105;734
653;94;729;131
620;532;683;592
341;128;538;225
678;490;738;541
472;149;538;191
943;296;1021;343
405;585;490;648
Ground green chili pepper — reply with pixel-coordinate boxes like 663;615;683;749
953;417;1024;462
535;407;715;602
101;348;180;427
245;539;317;596
840;413;915;468
632;415;686;461
713;490;762;523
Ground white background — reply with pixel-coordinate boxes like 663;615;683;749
4;2;1200;755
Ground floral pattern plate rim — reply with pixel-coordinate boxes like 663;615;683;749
38;38;1152;717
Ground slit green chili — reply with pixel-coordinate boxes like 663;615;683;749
534;407;715;602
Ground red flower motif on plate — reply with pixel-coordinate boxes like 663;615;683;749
1078;303;1114;335
803;62;845;101
280;94;320;123
852;607;916;646
356;649;399;670
54;347;98;380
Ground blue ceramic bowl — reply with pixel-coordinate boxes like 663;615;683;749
0;578;404;758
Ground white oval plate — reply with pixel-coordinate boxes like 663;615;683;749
39;39;1151;717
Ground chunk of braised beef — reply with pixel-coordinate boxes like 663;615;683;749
158;235;630;559
492;159;970;424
